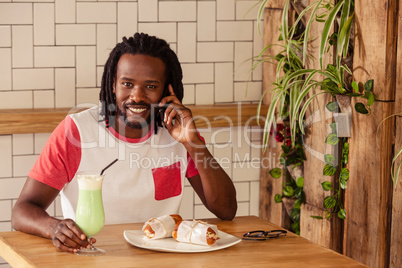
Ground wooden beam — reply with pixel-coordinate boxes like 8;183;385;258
0;104;268;135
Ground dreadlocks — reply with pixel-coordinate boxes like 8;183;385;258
99;32;184;132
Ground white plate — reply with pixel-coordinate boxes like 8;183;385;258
124;230;241;253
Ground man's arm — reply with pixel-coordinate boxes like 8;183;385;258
12;177;90;253
160;85;237;220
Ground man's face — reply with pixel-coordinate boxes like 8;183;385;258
113;53;166;131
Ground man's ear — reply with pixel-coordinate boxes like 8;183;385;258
112;79;116;94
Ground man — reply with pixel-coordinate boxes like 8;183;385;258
11;33;237;253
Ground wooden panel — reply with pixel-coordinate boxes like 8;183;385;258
344;0;397;266
0;104;268;135
259;2;289;228
300;0;342;252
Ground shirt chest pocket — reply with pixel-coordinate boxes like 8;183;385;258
151;162;182;201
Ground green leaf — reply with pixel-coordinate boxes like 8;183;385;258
326;101;338;112
340;168;349;181
295;187;303;199
324;211;332;219
283;186;294;197
269;168;282;179
340;178;348;189
274;194;283;203
290;208;300;222
366;92;375;107
324;154;336;166
351;81;359;93
325;133;339;145
364;79;374;92
296;176;304;187
311;216;323;220
323;196;337;209
355;103;369;114
321;181;333;191
338;208;346;220
323;164;337;176
294;199;302;209
330;122;337;133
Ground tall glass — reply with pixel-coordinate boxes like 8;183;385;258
75;172;105;256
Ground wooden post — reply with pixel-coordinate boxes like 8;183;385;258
300;0;343;253
259;0;289;228
344;0;397;267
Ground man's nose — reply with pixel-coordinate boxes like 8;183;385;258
129;87;146;103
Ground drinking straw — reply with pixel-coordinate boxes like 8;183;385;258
100;158;118;175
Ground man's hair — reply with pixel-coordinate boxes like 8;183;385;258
99;32;184;129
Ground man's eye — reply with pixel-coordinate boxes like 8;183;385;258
146;85;157;89
123;82;132;87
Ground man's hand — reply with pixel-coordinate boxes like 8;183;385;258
159;85;201;145
51;219;92;253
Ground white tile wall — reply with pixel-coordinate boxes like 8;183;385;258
0;1;263;265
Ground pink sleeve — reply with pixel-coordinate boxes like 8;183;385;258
185;135;205;178
28;116;81;191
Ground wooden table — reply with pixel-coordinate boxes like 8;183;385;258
0;216;366;267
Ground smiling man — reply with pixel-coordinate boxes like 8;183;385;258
11;33;237;253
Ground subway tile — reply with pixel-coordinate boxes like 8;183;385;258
197;1;216;41
0;222;12;232
138;0;157;22
77;88;100;106
138;23;176;44
0;48;11;91
12;26;33;68
217;0;235;20
77;2;116;23
0;91;32;109
213;145;232;177
178;23;196;63
197;42;233;62
97;66;103;87
234;81;262;102
0;3;32;24
217;21;253;41
215;63;233;103
0;136;12;178
236;202;250;217
13;155;38;177
195;84;214;105
232;160;260;182
194;191;202;205
34;3;55;46
0;26;11;47
234;42;253;81
159;1;196;22
194;204;215;219
34;90;55;109
12;134;34;155
118;2;138;41
232;127;251;162
250;126;263;141
56;24;96;45
182;84;195;105
236;0;260;20
55;0;75;23
210;127;232;144
0;178;25;200
250;181;260;216
76;46;96;88
181;63;213;84
13;69;54;90
46;201;55;217
178;186;194;220
55;68;75;108
34;46;75;68
0;200;12;221
252;21;264;81
234;182;250;202
97;24;116;66
251;145;262;162
198;128;213;144
34;133;51;155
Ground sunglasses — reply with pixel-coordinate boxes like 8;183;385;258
242;230;287;241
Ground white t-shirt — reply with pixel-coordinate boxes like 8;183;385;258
29;106;199;224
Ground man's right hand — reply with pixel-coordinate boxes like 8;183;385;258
51;219;93;253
